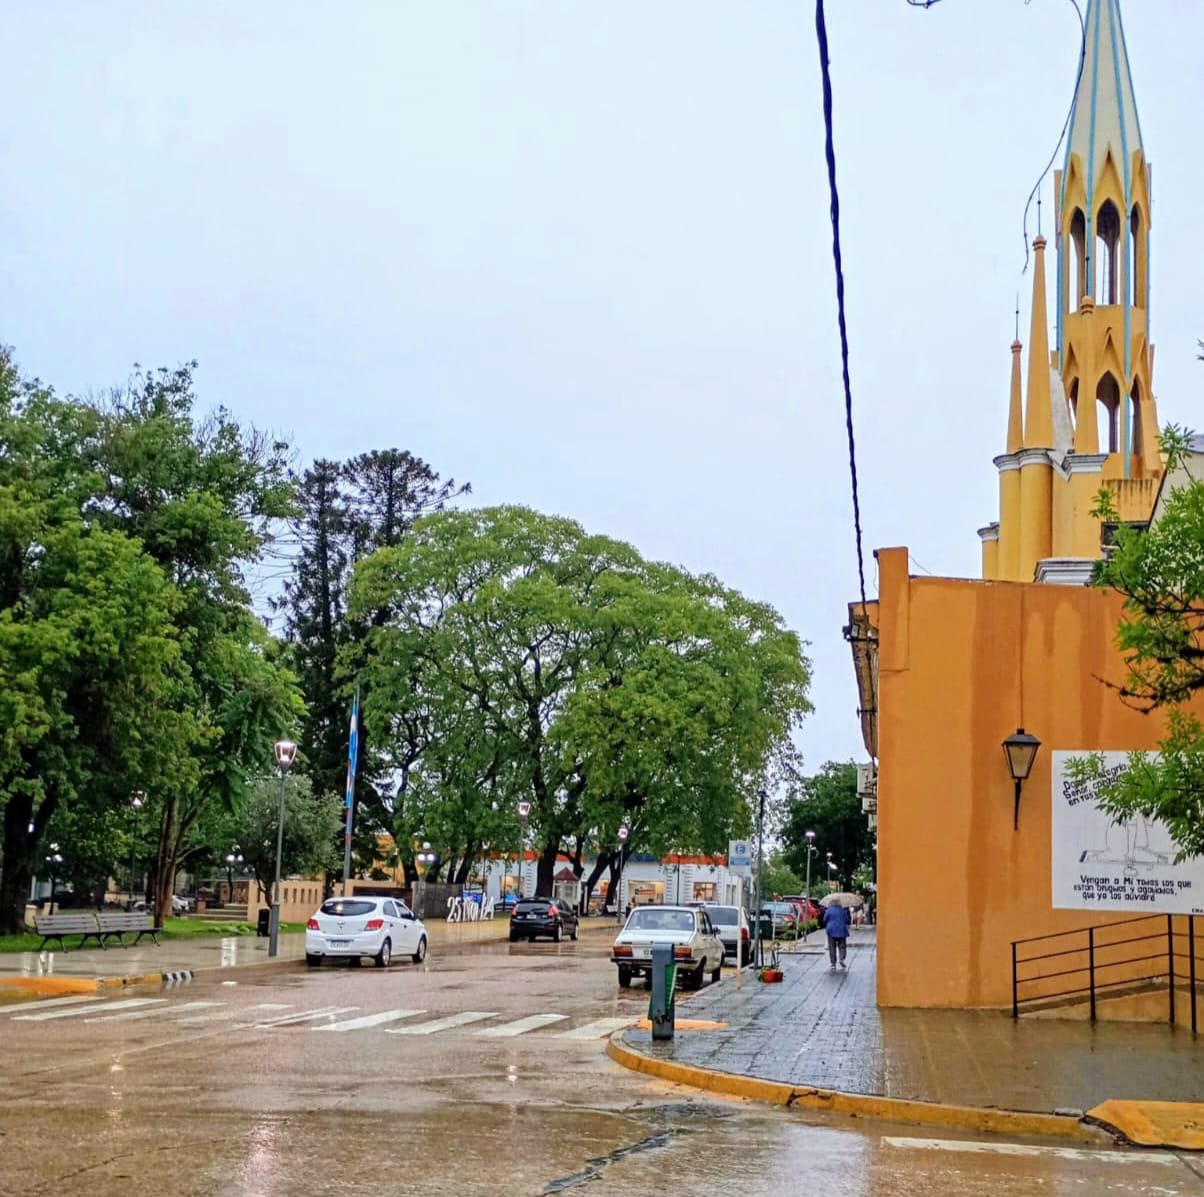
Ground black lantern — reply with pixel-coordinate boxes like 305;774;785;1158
1002;728;1042;829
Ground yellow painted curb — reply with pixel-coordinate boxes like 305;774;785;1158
0;976;100;997
606;1034;1104;1143
635;1018;729;1032
1087;1100;1204;1150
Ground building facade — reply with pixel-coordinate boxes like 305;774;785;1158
849;0;1200;1015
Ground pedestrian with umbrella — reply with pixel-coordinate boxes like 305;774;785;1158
820;893;861;970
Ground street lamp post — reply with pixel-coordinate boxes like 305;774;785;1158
615;824;630;919
128;793;145;910
269;738;298;959
803;830;816;942
516;800;531;900
753;789;767;967
225;847;243;904
45;844;63;914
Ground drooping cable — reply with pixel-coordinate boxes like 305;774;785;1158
814;0;867;611
1020;0;1086;272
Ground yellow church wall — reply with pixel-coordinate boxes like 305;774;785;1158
873;546;1197;1010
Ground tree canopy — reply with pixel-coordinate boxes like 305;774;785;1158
1072;419;1204;860
346;506;812;896
780;761;874;894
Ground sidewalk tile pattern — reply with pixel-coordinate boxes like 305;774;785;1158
626;931;1204;1113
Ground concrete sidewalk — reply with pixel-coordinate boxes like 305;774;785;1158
611;927;1204;1147
0;914;618;993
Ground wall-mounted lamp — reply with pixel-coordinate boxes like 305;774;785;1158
1002;728;1041;830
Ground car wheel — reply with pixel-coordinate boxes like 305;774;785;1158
305;952;321;967
374;938;392;969
553;923;562;943
685;963;704;991
411;935;427;965
570;923;578;941
617;966;632;989
509;931;519;943
711;959;722;984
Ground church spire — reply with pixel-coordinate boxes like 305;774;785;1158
1022;237;1053;449
1064;0;1144;210
1006;336;1023;455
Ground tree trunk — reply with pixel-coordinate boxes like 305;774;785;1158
578;850;614;915
536;837;558;897
453;845;474;886
0;791;52;934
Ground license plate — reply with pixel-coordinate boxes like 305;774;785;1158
328;939;351;947
633;947;650;959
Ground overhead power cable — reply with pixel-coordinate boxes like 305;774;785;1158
814;0;867;612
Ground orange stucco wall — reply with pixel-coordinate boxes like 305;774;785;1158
874;545;1197;1009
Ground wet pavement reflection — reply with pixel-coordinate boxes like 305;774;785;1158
2;942;1200;1196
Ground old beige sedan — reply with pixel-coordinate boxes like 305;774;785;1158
610;905;726;990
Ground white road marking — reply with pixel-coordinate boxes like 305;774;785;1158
15;998;165;1021
86;1001;224;1023
386;1011;497;1035
475;1013;569;1038
881;1137;1183;1166
251;1005;359;1028
2;994;103;1015
556;1018;634;1039
176;1002;291;1025
313;1009;427;1033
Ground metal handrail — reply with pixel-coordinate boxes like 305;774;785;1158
1011;913;1200;1031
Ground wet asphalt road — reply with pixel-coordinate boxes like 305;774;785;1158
3;936;1202;1196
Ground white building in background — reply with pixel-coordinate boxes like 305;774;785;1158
474;852;745;911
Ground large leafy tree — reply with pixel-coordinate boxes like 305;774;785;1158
205;774;342;907
780;761;874;894
81;364;304;924
0;350;188;930
347;505;812;897
1073;412;1204;859
277;450;469;885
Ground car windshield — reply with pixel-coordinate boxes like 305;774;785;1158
704;907;737;925
515;900;551;912
627;908;694;932
320;900;377;917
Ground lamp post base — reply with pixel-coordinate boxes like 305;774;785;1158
268;902;280;957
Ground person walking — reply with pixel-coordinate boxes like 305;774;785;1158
822;901;851;970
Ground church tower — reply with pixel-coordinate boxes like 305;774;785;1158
981;0;1163;584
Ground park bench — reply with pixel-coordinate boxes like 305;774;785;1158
34;913;105;952
96;910;161;947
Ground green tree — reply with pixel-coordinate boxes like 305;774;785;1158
780;762;874;894
80;364;304;924
1072;416;1204;858
347;505;812;897
758;851;803;900
277;449;469;886
208;774;342;907
0;350;189;931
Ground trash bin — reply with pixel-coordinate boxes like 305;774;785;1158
257;908;271;938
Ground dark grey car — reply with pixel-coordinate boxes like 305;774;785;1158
700;904;752;966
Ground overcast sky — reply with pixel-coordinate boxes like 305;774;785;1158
2;1;1200;771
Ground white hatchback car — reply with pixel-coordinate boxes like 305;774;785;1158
611;905;726;990
305;896;428;968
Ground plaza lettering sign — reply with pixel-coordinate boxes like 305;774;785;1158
446;895;496;922
1051;750;1204;916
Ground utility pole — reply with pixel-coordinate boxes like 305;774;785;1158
753;789;766;967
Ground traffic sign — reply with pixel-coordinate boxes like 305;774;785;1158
728;839;753;876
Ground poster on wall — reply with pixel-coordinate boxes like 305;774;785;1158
1051;750;1204;915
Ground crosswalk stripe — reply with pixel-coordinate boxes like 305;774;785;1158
881;1138;1182;1166
556;1017;634;1040
251;1006;359;1028
3;994;103;1015
314;1009;427;1033
474;1013;568;1038
15;998;164;1022
386;1011;497;1036
177;1002;290;1025
86;1001;223;1023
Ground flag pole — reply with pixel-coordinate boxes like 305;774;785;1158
342;687;359;893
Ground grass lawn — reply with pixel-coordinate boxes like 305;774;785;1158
0;916;304;954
